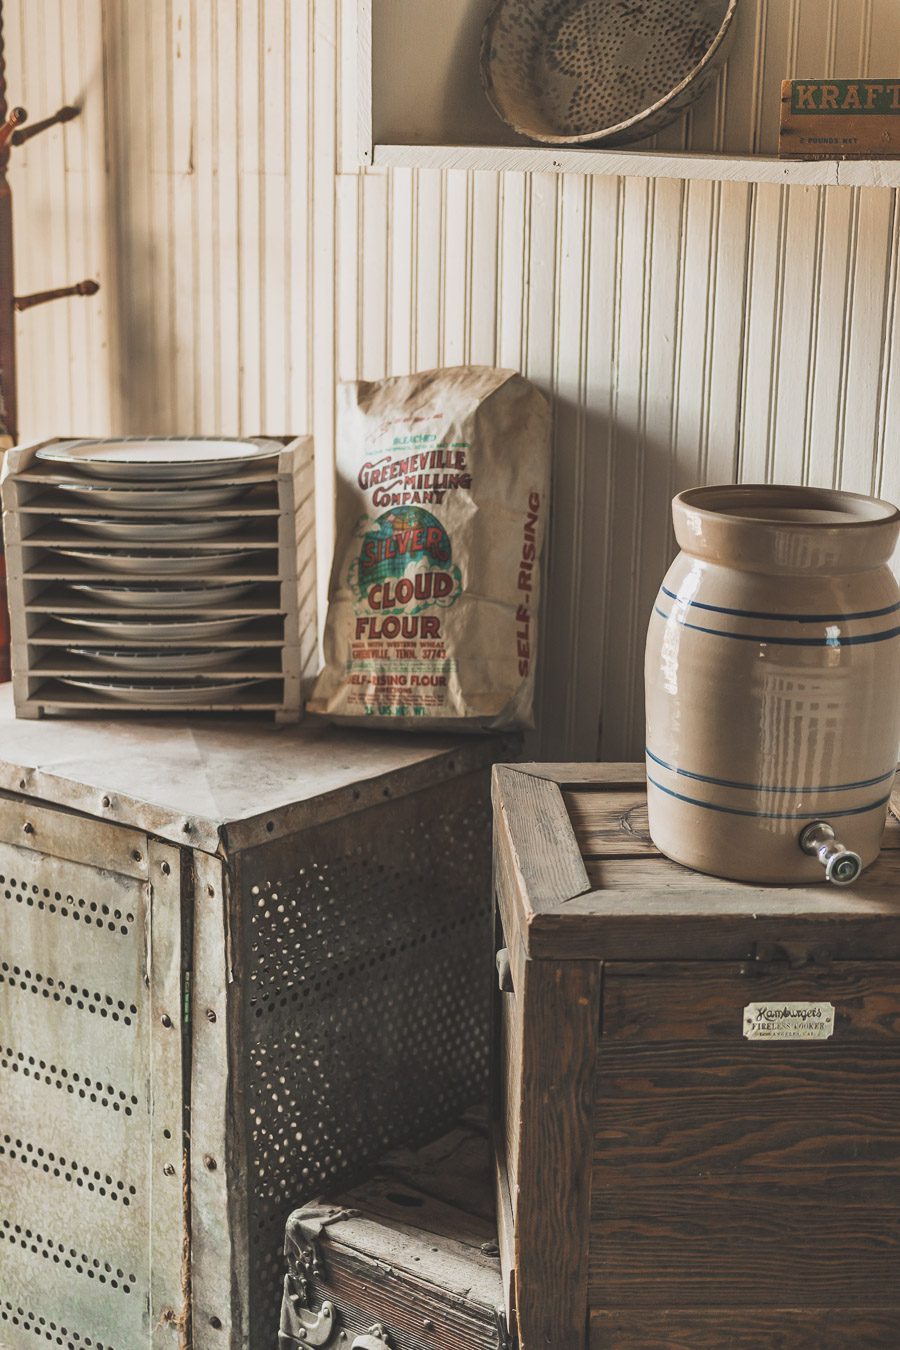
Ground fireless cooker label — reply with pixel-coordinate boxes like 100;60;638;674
743;1002;835;1041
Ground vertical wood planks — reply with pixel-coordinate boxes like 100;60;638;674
543;172;587;758
359;167;388;377
312;0;338;630
514;956;600;1348
260;0;289;436
468;171;499;368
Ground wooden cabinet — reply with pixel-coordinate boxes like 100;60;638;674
492;763;900;1350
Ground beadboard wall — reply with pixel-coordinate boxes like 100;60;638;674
8;0;900;759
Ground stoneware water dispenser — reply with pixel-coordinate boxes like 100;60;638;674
645;484;900;885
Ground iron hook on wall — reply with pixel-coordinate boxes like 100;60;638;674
0;97;100;445
15;279;100;312
11;104;78;147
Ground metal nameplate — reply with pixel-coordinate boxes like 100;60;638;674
743;1002;836;1041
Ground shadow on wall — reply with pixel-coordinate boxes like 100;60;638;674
101;7;165;433
538;391;722;764
438;0;526;146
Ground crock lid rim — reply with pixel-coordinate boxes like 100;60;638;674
674;483;900;528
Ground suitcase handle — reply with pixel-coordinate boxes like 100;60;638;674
351;1328;393;1349
281;1294;339;1346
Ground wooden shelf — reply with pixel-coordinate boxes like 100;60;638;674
373;143;900;188
360;2;900;190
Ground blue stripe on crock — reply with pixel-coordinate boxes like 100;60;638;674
661;585;900;624
653;606;900;647
647;774;892;820
645;748;896;795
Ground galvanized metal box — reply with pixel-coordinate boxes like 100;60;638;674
0;688;515;1348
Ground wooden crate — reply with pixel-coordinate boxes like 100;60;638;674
779;79;900;159
280;1110;512;1349
0;690;516;1347
0;435;316;720
492;762;900;1350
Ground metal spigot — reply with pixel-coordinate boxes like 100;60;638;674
799;821;862;886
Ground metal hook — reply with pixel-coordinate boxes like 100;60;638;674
14;279;99;311
11;104;78;146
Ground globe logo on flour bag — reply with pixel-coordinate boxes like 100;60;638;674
351;505;461;641
308;366;551;729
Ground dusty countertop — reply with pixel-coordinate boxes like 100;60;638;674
0;684;514;854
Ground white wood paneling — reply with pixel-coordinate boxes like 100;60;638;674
7;0;900;762
7;0;335;626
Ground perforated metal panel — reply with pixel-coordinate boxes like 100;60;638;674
0;738;504;1348
236;770;494;1335
0;816;185;1348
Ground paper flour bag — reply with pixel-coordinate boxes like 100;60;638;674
308;366;551;730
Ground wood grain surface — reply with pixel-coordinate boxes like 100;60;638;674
602;962;900;1042
492;767;590;917
586;854;900;894
589;958;900;1324
597;1040;900;1111
590;1307;900;1349
589;1182;900;1304
522;772;900;959
492;1134;517;1337
564;789;658;858
594;1110;900;1181
569;783;900;859
498;973;522;1204
374;141;900;187
515;763;648;788
513;958;600;1348
303;1244;502;1350
527;882;900;962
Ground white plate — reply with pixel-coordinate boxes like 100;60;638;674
58;675;264;704
69;580;256;609
56;613;251;640
66;646;249;672
56;481;246;511
64;515;236;542
53;546;252;575
37;437;281;480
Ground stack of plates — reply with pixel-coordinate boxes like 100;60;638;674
5;436;298;711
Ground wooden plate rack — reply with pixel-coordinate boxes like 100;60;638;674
0;435;316;720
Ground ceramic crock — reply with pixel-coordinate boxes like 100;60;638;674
645;484;900;885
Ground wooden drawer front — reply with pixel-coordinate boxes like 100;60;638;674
602;962;900;1042
591;962;900;1313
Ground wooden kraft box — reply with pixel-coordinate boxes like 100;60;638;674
492;762;900;1350
0;691;516;1349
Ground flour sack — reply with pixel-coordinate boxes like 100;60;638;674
308;366;550;730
